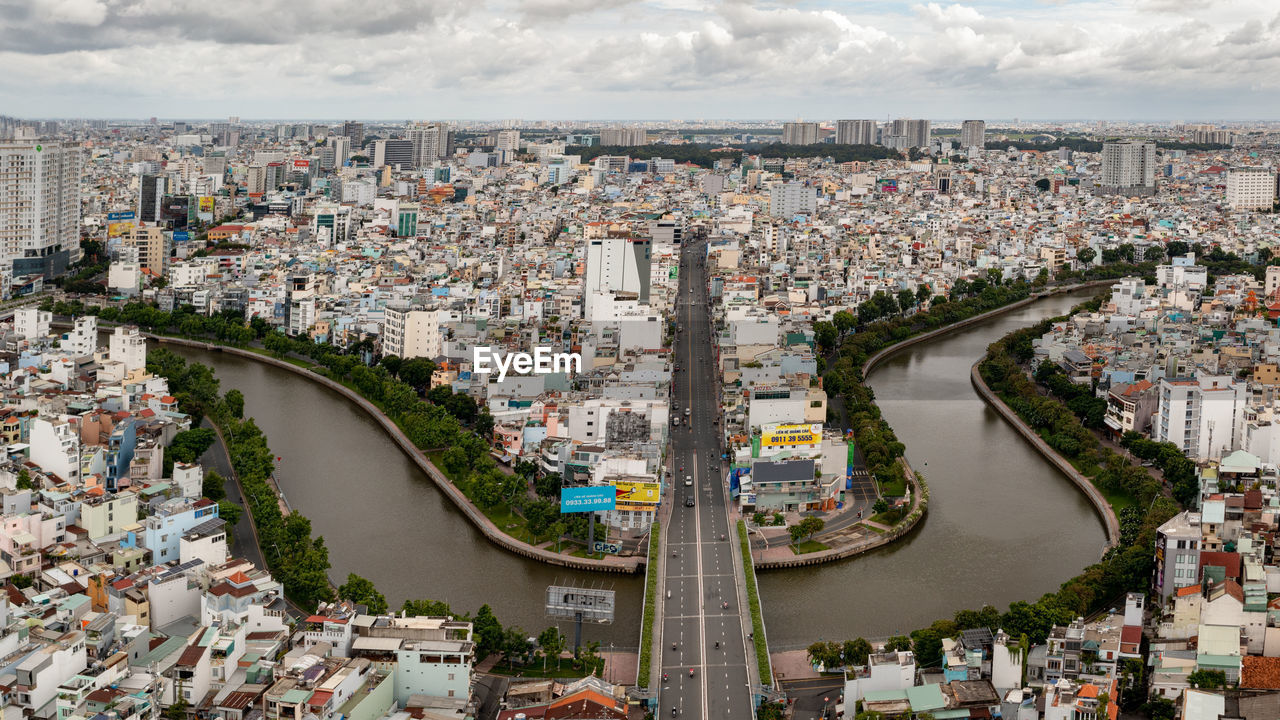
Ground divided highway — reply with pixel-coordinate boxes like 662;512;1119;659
658;238;755;720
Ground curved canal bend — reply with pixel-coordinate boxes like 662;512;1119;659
757;287;1108;646
168;287;1106;649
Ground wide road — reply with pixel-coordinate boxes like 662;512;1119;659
659;237;753;720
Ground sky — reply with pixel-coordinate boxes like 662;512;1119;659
3;0;1280;121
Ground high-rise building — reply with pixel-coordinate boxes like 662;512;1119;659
341;121;364;150
599;127;648;146
889;118;931;148
835;120;877;145
494;130;521;153
960;120;986;150
769;182;818;217
245;166;267;195
1225;167;1276;211
125;224;171;275
407;123;455;167
1100;140;1156;196
0;140;81;279
782;122;820;145
138;173;167;222
322;136;351;170
373;139;415;169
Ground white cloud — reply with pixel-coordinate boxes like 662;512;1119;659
3;0;1280;118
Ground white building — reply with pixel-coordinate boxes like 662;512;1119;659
781;122;820;145
835;120;877;145
1154;375;1246;461
769;183;818;218
960;120;986;150
1225;167;1276;211
382;304;445;360
29;418;81;484
1100;140;1156;196
584;233;651;319
107;261;142;294
14;307;51;341
108;325;148;373
0;140;81;280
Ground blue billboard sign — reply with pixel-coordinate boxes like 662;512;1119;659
172;231;190;242
561;486;616;513
107;211;136;221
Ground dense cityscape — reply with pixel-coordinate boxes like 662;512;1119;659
3;6;1280;720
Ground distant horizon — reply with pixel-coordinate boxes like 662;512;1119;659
11;116;1280;126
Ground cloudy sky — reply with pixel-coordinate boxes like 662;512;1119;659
3;0;1279;121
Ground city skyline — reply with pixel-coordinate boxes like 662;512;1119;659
4;0;1280;119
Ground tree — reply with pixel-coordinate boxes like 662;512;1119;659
338;573;388;614
380;354;402;377
203;470;227;502
832;310;855;334
399;358;435;393
813;321;838;351
402;598;452;617
1187;669;1226;689
799;516;825;540
163;699;189;720
222;389;245;419
883;636;912;652
473;604;504;659
897;289;916;315
523;498;557;540
1141;698;1176;720
169;428;217;464
441;446;470;478
843;637;873;666
788;524;806;544
217;500;242;527
537;626;566;669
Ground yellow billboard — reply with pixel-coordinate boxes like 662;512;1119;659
198;196;216;213
760;423;823;449
107;221;134;238
613;481;661;505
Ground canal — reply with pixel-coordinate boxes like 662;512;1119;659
165;345;645;646
756;288;1109;646
169;287;1106;649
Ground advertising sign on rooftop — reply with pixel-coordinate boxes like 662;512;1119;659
760;423;823;449
560;485;616;513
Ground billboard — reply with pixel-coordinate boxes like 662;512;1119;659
106;210;135;222
560;486;616;513
198;196;216;213
760;423;823;449
613;481;660;505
